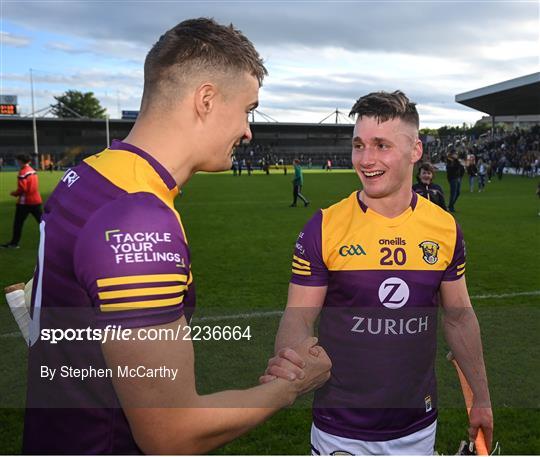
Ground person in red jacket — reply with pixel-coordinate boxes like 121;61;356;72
1;154;43;248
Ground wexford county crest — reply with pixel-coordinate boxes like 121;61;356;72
419;240;440;265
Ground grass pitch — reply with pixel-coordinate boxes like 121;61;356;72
0;168;539;454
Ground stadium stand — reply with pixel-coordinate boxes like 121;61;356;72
0;118;354;170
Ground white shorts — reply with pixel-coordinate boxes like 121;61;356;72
310;420;437;456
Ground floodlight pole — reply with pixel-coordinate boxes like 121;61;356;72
105;115;110;147
30;69;40;168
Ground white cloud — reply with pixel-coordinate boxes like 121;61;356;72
0;31;31;47
3;2;538;125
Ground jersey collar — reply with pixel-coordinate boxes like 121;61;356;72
356;191;418;227
357;191;417;213
109;139;177;191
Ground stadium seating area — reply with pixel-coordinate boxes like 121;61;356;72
233;142;352;169
425;125;540;176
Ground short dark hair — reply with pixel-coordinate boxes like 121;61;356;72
418;162;434;174
16;154;31;164
416;162;435;182
349;90;419;129
142;18;267;110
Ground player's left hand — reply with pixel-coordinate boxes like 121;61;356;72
259;345;320;384
468;405;493;452
10;191;17;197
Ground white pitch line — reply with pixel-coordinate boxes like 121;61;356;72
196;310;283;323
0;331;23;339
1;290;539;339
194;290;540;322
470;290;540;299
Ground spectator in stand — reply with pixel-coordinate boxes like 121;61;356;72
466;154;478;192
446;150;465;213
477;158;487;192
412;162;447;210
232;155;238;176
1;154;43;249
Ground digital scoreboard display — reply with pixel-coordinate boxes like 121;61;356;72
0;104;17;115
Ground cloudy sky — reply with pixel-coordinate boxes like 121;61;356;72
1;0;539;127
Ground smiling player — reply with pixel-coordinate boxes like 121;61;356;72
22;18;331;454
262;91;493;455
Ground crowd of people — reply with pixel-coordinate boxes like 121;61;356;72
427;125;540;177
230;142;352;173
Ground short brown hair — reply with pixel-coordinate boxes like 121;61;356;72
142;18;267;110
349;90;419;129
418;162;434;173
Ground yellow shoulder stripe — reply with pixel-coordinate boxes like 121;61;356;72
292;268;311;276
98;285;186;300
457;269;465;276
293;255;310;266
457;263;466;269
292;262;310;271
100;296;183;312
97;273;187;288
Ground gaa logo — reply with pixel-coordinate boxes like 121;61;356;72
378;277;410;309
339;244;366;256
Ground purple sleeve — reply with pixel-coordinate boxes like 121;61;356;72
74;192;191;328
443;221;466;281
290;210;329;286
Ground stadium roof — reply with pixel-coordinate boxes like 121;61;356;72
455;72;540;116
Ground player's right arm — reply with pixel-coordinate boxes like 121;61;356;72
261;284;327;382
262;210;329;383
102;318;329;454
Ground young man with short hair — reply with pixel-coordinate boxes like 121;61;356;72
23;18;331;454
262;91;492;455
1;154;42;249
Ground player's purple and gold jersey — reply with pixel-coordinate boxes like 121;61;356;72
23;140;194;454
291;191;465;441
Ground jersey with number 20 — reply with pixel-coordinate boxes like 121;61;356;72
291;191;465;442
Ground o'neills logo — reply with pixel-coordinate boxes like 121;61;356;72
379;237;406;246
351;315;429;335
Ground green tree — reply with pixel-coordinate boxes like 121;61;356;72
51;90;107;119
419;128;439;137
